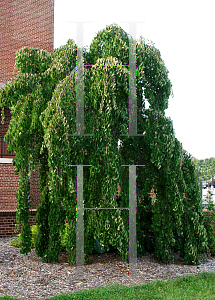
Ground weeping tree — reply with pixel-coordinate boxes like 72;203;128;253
0;23;209;265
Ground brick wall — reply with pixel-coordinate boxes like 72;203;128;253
0;0;54;84
0;159;42;237
0;163;20;211
0;111;43;234
0;0;54;237
0;107;13;136
0;210;37;237
0;94;42;238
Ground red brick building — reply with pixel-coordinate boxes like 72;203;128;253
0;0;54;237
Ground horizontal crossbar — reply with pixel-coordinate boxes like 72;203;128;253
67;134;145;136
83;207;129;210
68;164;145;166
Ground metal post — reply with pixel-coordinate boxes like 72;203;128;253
69;164;144;279
128;23;137;136
128;164;137;277
1;133;3;158
200;181;202;199
68;22;93;137
67;21;146;281
76;23;84;137
75;165;85;279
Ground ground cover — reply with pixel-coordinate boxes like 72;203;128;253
1;271;215;300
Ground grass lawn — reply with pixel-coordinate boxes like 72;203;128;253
1;271;215;300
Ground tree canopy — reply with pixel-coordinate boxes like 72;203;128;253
0;23;209;265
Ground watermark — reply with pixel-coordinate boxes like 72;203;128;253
68;164;145;279
66;21;146;280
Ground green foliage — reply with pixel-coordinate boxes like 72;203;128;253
193;157;215;183
13;48;52;75
209;237;215;256
205;214;215;256
0;23;209;266
202;188;215;256
7;225;37;249
7;223;72;252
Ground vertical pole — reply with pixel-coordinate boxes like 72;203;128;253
76;23;84;136
75;165;84;279
72;22;144;280
199;165;202;200
1;133;3;158
128;23;137;136
212;159;214;187
68;22;92;138
128;165;137;277
74;22;85;279
200;181;202;199
27;161;31;207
